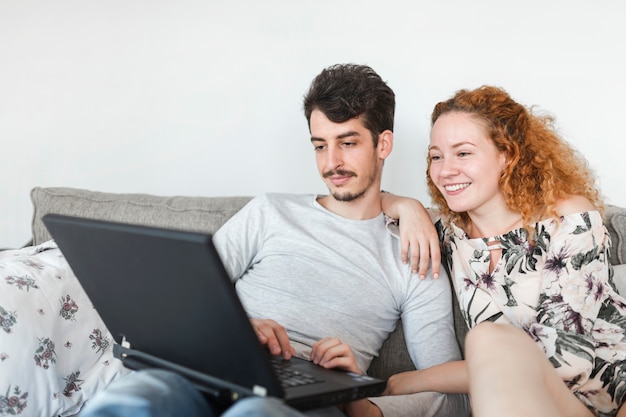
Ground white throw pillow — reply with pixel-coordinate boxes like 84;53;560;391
0;241;130;417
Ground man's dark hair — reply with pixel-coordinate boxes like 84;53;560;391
303;64;395;146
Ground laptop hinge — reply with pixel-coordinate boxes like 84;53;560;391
112;343;263;405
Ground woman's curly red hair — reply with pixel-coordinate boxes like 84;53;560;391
426;85;603;229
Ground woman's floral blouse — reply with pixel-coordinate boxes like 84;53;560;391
438;211;626;417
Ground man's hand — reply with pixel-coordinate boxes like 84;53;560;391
311;339;383;417
310;337;362;375
250;318;295;360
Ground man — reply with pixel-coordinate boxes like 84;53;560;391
80;64;470;417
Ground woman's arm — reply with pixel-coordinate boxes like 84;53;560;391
380;192;441;279
384;360;469;396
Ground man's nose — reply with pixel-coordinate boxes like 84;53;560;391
324;147;343;171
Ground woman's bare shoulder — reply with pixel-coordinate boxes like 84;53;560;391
554;195;596;216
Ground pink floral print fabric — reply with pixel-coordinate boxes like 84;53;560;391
0;241;129;417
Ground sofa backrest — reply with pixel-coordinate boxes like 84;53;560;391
31;187;626;265
31;187;253;246
30;187;419;379
29;187;626;380
606;204;626;265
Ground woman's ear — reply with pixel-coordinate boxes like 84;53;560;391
377;130;394;159
498;150;510;174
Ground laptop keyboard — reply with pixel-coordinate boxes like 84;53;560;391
271;358;325;388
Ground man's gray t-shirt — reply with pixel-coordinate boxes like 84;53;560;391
213;193;468;417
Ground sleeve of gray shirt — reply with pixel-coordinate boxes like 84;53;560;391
369;267;471;417
213;195;266;281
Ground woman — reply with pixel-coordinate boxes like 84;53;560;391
385;86;626;417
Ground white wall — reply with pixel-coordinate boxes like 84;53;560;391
1;0;625;248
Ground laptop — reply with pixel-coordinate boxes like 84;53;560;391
42;213;386;410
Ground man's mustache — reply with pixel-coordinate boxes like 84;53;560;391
323;169;357;179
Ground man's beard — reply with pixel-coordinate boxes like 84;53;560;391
326;165;380;202
332;189;367;202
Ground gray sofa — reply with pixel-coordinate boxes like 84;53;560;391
29;187;626;381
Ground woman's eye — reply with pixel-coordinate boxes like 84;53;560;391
458;151;471;157
429;154;441;161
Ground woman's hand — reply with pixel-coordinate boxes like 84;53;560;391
381;192;441;279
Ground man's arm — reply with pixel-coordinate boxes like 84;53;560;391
367;268;471;417
213;196;267;282
213;195;296;359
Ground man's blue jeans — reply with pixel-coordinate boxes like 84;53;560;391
78;369;344;417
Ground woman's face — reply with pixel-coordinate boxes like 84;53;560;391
428;112;508;217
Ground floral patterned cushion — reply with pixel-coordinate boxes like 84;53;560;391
0;241;130;417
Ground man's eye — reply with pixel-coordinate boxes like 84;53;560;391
313;145;325;151
342;142;356;147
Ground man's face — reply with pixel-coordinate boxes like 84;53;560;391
310;109;384;202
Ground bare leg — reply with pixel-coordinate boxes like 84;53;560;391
464;322;594;417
